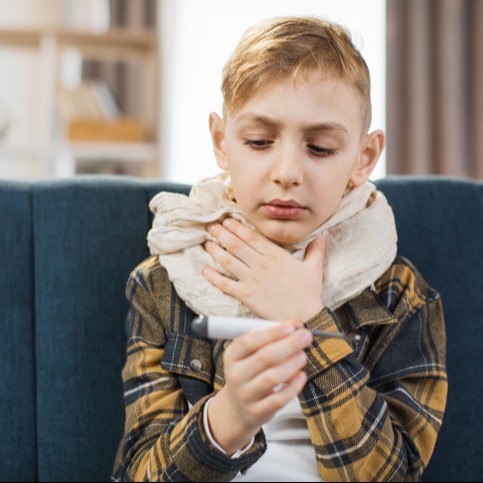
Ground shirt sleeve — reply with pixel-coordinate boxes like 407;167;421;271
299;259;448;482
111;261;266;482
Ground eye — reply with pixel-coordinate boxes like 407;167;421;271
243;139;273;149
307;144;338;157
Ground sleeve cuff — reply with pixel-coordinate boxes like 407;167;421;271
203;397;255;459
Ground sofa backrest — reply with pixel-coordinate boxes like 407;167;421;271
0;181;37;481
0;177;190;482
0;176;482;482
375;177;483;482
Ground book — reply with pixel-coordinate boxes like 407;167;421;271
89;81;122;120
58;81;144;142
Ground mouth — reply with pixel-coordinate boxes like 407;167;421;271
264;199;306;219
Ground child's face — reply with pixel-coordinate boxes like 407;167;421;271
210;73;383;244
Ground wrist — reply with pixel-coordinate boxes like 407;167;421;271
298;302;325;323
207;389;259;456
203;397;255;458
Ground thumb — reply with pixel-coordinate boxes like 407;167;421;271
304;231;329;269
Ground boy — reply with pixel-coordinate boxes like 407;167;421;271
113;17;447;482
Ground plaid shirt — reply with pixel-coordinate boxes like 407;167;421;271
112;255;447;482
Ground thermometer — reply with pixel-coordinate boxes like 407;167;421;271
192;315;361;342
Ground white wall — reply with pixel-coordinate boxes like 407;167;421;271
159;0;386;184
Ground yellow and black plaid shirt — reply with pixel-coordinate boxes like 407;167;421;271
112;255;447;482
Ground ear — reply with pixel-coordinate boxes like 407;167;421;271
209;112;229;170
350;130;385;187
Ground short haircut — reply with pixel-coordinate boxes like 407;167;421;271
221;17;372;132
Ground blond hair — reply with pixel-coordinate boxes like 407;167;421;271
221;17;372;131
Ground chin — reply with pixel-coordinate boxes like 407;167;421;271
259;222;309;246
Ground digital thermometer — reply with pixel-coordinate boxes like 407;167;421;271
192;315;360;342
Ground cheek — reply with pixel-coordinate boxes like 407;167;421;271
230;174;254;208
232;185;255;215
308;172;351;217
310;156;355;189
227;158;265;207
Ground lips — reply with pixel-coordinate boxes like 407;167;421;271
264;199;306;219
268;199;302;208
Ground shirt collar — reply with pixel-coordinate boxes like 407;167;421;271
342;288;398;330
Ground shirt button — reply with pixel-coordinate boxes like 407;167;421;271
190;359;203;372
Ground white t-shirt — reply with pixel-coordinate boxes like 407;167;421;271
203;397;323;482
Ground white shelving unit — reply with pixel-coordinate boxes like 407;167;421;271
0;26;159;178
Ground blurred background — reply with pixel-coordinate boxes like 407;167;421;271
0;0;481;183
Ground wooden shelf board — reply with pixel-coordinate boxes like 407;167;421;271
59;141;157;162
0;144;40;160
0;142;157;162
0;27;156;51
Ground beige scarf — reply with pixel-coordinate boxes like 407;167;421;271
147;173;398;318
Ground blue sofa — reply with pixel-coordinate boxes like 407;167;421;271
1;175;482;482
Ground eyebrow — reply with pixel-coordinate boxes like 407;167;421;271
236;113;350;136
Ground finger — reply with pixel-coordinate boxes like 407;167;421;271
226;327;312;382
242;349;308;401
202;266;241;298
224;321;303;362
221;218;276;256
204;240;250;279
207;221;260;266
304;231;329;270
249;370;307;420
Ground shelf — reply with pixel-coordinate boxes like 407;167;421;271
0;142;156;163
0;29;40;48
58;141;157;162
0;22;160;179
0;27;156;51
0;144;40;160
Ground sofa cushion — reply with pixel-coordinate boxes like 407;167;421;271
0;181;37;481
376;177;483;482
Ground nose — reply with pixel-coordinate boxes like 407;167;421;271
270;144;304;187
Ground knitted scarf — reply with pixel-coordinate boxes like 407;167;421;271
147;173;398;318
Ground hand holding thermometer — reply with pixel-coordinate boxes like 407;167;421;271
192;315;361;342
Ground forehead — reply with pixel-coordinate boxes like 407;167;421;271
228;73;363;133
